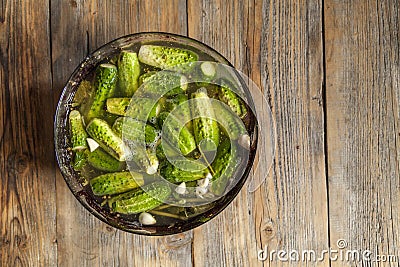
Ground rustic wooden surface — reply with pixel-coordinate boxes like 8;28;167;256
0;0;399;266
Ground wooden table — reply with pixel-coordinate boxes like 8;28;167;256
1;0;399;266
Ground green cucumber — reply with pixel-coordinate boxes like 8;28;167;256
210;139;240;196
87;147;124;172
156;141;180;160
69;110;88;170
138;45;198;69
112;117;159;145
105;97;131;116
117;51;141;96
217;79;248;118
138;71;157;86
157;112;196;155
165;94;192;127
86;118;126;161
86;64;118;121
108;182;171;214
139;71;188;97
191;91;220;152
127;144;159;175
90;171;144;196
106;97;160;122
214;101;247;140
160;160;209;183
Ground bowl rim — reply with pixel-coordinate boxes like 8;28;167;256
54;31;259;235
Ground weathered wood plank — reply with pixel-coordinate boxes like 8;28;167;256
325;0;400;265
51;1;192;266
0;0;57;266
188;0;328;266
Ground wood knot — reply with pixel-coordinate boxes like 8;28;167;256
15;234;28;249
160;232;192;251
7;152;31;175
261;223;275;240
69;0;77;8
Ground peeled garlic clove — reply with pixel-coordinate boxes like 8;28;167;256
175;182;187;195
197;176;210;188
238;134;250;150
139;212;156;225
195;186;208;198
146;163;159;175
86;138;100;152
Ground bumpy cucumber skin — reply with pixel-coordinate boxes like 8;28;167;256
106;98;131;116
87;147;124;172
160;160;209;183
158;112;196;155
69;110;88;170
118;51;141;97
86;118;126;161
138;71;156;86
106;97;159;122
109;182;171;214
156;141;180;160
69;110;88;150
138;45;198;69
90;171;144;196
165;94;192;130
112;117;158;145
217;80;248;118
124;140;159;174
210;139;239;195
87;64;118;121
191;91;220;151
214;102;246;140
140;71;187;97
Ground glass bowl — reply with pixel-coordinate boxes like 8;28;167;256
54;32;258;235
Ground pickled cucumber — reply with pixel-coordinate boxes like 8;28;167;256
160;160;209;183
217;79;248;118
86;64;118;121
118;51;141;96
90;171;144;196
138;45;198;69
69;110;88;170
210;139;240;196
191;91;220;152
157;112;196;155
86;118;126;161
108;182;171;214
106;97;160;122
112;117;158;145
87;147;124;172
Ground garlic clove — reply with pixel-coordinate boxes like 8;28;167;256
86;138;100;152
197;176;210;188
139;212;156;225
175;182;187;195
146;163;159;175
195;186;208;198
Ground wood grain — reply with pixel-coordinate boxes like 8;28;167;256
259;1;328;265
0;0;57;266
1;0;399;266
325;0;400;266
51;1;192;266
188;0;328;266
